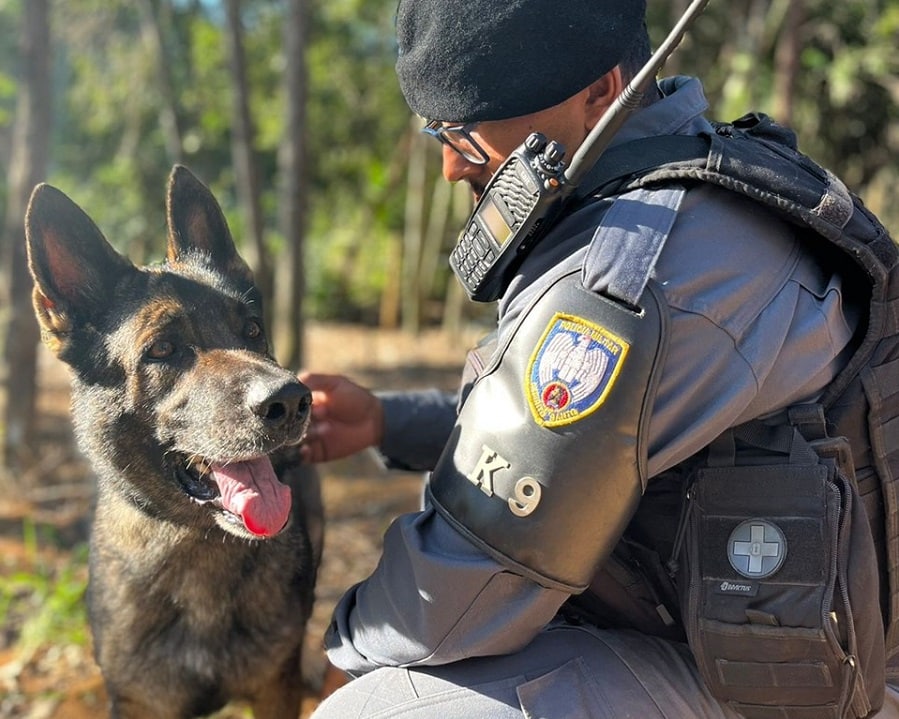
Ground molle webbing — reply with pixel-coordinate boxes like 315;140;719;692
822;265;899;660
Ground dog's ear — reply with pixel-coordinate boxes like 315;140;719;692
165;165;254;285
25;184;135;354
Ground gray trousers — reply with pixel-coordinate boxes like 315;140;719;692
311;622;899;719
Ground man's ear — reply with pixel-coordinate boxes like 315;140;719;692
25;184;135;353
583;67;626;130
165;164;254;286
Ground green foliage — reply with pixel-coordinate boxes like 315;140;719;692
306;203;397;321
1;0;895;320
29;0;411;318
308;0;407;188
0;0;21;127
0;520;90;655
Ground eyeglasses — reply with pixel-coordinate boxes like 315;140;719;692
422;120;490;165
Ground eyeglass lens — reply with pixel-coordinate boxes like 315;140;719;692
424;122;488;165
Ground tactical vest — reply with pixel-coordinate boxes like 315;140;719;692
567;113;898;719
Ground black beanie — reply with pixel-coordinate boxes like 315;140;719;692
395;0;648;123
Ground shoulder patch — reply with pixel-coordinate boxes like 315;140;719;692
525;312;629;428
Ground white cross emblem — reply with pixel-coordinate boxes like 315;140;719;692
727;520;787;579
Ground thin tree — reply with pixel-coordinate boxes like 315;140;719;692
224;0;273;327
772;0;805;127
137;0;184;165
277;0;309;369
400;116;429;334
0;0;52;473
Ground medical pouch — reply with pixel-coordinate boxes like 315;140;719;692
677;424;884;719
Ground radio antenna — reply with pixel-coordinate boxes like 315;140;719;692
564;0;711;187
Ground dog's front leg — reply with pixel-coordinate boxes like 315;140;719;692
107;693;179;719
248;646;305;719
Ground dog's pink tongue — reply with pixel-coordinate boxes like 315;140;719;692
210;457;291;537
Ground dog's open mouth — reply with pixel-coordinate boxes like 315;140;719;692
175;456;291;538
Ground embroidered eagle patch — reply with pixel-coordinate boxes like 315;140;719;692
525;313;629;427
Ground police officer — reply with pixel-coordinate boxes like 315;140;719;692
302;0;899;716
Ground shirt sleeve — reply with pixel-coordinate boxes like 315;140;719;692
375;389;459;471
324;504;567;674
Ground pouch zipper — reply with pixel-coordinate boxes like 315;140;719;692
666;480;695;579
830;474;871;718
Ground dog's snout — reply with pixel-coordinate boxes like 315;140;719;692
254;381;311;429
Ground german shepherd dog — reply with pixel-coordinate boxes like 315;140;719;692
25;166;323;719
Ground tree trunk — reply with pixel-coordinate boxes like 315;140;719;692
224;0;273;328
0;0;52;474
718;0;769;114
137;0;184;165
441;182;474;336
663;0;690;76
329;131;409;330
400;116;428;334
276;0;309;370
419;162;453;321
772;0;804;127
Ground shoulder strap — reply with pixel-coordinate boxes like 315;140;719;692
574;134;710;201
582;185;686;307
583;122;896;283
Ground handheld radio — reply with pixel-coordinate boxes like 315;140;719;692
449;0;712;302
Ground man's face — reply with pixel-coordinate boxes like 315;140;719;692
437;91;595;201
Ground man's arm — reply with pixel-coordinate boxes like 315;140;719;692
376;389;459;471
325;505;567;673
324;186;860;672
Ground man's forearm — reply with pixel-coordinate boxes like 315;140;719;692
375;389;459;471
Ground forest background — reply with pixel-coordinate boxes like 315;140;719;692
0;0;898;465
0;0;896;716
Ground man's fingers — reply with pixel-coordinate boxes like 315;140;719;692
300;436;328;464
298;371;342;391
304;419;331;441
309;393;330;419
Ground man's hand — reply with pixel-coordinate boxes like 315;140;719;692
298;372;384;463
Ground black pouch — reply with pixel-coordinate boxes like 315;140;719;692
564;537;685;642
677;421;884;719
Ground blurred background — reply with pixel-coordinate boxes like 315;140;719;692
0;0;896;716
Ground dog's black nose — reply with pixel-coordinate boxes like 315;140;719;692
253;381;311;429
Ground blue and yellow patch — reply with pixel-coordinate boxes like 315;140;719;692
525;313;629;427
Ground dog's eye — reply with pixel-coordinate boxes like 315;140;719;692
244;319;263;341
146;339;176;360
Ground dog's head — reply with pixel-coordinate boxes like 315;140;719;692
25;165;311;540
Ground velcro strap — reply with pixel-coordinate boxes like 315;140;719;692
582;185;686;306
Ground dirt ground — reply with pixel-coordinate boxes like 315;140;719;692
0;321;482;719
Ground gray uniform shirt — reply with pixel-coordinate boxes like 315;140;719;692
325;76;861;673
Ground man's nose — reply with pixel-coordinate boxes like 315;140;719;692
441;145;481;184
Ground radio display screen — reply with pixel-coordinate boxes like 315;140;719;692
479;196;514;246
